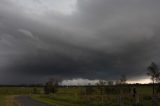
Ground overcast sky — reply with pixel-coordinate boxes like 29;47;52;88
0;0;160;84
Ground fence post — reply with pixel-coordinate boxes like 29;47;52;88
135;95;140;104
152;95;158;106
117;95;123;106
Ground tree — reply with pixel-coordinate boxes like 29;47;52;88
85;83;94;95
44;78;59;94
120;74;127;84
96;80;106;94
108;81;114;86
147;62;160;95
115;80;121;85
32;87;40;94
96;80;106;104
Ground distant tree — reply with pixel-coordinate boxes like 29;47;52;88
97;80;106;86
32;87;40;94
108;81;114;86
120;74;127;84
147;62;160;95
115;80;121;85
85;83;94;95
119;74;130;95
96;80;106;94
96;80;106;104
44;78;59;94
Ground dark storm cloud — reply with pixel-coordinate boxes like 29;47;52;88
0;0;160;84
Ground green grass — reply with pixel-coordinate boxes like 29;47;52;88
0;87;43;95
31;86;160;106
0;86;159;106
32;95;83;106
0;87;43;106
0;95;5;105
137;86;152;95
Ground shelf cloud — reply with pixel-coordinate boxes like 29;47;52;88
0;0;160;84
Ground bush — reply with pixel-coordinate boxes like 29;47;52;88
44;80;58;94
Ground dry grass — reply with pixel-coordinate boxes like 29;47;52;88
4;96;21;106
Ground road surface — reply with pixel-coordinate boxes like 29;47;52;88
16;96;50;106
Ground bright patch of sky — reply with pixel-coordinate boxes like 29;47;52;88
61;78;152;86
127;78;151;84
10;0;77;15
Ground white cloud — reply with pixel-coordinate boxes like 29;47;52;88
0;0;160;83
61;78;99;85
10;0;77;15
17;29;34;38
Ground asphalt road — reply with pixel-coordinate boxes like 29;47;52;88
16;96;50;106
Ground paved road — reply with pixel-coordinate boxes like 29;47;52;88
16;96;50;106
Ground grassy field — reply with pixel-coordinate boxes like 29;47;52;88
0;86;160;106
31;86;160;106
0;87;42;95
0;87;42;106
